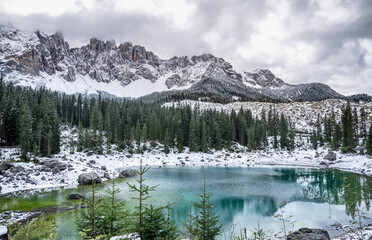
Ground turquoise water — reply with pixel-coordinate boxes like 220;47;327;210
1;166;372;239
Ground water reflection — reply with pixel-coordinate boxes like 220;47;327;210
1;166;372;238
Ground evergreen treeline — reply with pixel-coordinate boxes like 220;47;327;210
0;79;296;156
1;77;371;156
0;79;60;158
310;101;372;153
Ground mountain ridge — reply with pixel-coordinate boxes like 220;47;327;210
0;23;369;102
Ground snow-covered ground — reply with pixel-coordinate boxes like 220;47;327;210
1;126;372;239
1;126;371;195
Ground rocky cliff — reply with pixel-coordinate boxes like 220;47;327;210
0;23;353;101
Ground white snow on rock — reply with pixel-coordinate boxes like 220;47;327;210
0;225;7;235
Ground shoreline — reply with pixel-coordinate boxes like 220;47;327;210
1;145;371;196
1;146;372;239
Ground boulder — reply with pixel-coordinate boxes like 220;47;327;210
78;172;102;185
10;166;24;174
314;152;320;158
68;193;86;200
0;225;8;240
104;172;111;179
0;163;11;173
118;169;137;178
286;228;330;240
324;152;337;161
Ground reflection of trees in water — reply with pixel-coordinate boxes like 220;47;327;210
215;196;278;225
295;169;372;217
170;196;278;228
258;168;372;218
169;168;372;226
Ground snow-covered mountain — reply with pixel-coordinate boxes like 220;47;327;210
0;23;360;101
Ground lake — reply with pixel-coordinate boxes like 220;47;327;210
1;166;372;239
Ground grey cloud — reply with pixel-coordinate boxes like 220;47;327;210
0;10;211;59
0;0;371;95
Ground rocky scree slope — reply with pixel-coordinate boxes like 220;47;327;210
0;23;357;102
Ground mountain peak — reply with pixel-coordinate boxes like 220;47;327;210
242;69;286;88
0;23;355;102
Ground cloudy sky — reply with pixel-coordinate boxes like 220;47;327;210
1;0;372;95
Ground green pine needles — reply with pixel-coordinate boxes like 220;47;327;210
127;160;179;240
190;178;222;240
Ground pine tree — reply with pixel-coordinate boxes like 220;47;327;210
279;113;288;149
135;119;142;144
360;107;367;140
230;109;237;142
189;113;199;152
261;109;268;147
77;122;84;152
127;161;158;239
141;204;179;240
311;129;318;150
193;179;221;240
3;98;19;146
201;120;209;153
163;128;171;154
104;110;112;144
288;121;296;151
51;111;60;154
342;101;356;152
353;106;359;137
367;126;372;155
19;102;32;159
76;180;103;238
213;121;223;151
183;204;195;240
141;122;148;143
316;116;324;147
220;111;230;147
324;117;332;143
101;179;128;237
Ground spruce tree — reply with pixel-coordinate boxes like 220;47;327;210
279;113;288;149
342;101;356;152
101;179;128;237
367;126;372;155
76;180;103;238
193;179;221;240
311;129;318;150
230;109;237;142
104;110;112;144
163;128;171;154
141;204;179;240
141;123;148;143
360;107;367;140
19;102;32;159
316;116;324;147
127;161;158;239
288;121;296;151
3;98;19;146
183;205;195;240
77;122;84;152
201;120;209;153
189;113;199;152
135;120;142;145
